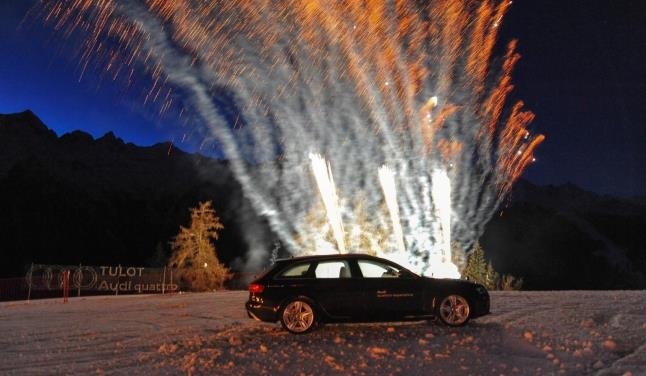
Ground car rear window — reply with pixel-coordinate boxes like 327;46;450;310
277;262;311;278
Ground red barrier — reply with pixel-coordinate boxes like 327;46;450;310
62;270;70;303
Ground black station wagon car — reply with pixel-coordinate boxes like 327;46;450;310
245;253;490;333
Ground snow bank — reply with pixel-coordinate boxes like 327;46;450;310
1;291;644;375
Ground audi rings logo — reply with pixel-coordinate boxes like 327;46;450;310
26;265;98;290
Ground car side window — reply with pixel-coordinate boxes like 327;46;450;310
358;260;400;278
277;262;311;278
314;261;351;279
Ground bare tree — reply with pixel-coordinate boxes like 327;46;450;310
168;201;231;291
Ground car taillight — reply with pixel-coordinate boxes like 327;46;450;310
248;283;265;294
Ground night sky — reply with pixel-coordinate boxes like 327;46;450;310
1;0;645;197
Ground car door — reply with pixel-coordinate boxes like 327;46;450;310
356;258;424;318
309;260;364;318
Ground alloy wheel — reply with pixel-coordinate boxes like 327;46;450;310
281;299;316;333
438;294;470;326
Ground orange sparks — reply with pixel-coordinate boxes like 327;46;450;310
36;0;542;196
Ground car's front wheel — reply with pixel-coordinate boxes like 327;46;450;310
437;294;471;326
280;298;317;334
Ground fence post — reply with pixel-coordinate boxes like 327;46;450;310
115;264;120;296
62;270;70;303
27;263;34;303
77;263;82;297
161;267;166;294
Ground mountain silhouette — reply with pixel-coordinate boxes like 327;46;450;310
0;110;274;279
482;180;646;289
1;110;644;289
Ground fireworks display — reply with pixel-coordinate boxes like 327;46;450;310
35;0;543;276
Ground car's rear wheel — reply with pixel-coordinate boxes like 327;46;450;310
280;298;317;334
437;294;471;326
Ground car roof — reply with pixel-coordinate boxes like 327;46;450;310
275;253;392;264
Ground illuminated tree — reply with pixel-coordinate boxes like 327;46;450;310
463;242;522;290
463;242;489;286
293;200;330;254
168;201;231;291
345;195;391;255
500;273;524;291
484;260;501;291
462;242;500;290
294;194;391;255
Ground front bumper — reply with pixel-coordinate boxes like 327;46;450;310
471;296;491;318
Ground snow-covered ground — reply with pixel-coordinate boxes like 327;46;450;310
1;291;644;375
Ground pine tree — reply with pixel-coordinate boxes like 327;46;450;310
462;242;488;284
485;260;500;290
168;201;231;291
462;241;522;290
500;273;524;291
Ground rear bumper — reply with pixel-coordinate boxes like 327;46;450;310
245;301;279;323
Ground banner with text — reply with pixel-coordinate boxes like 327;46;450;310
26;264;179;294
